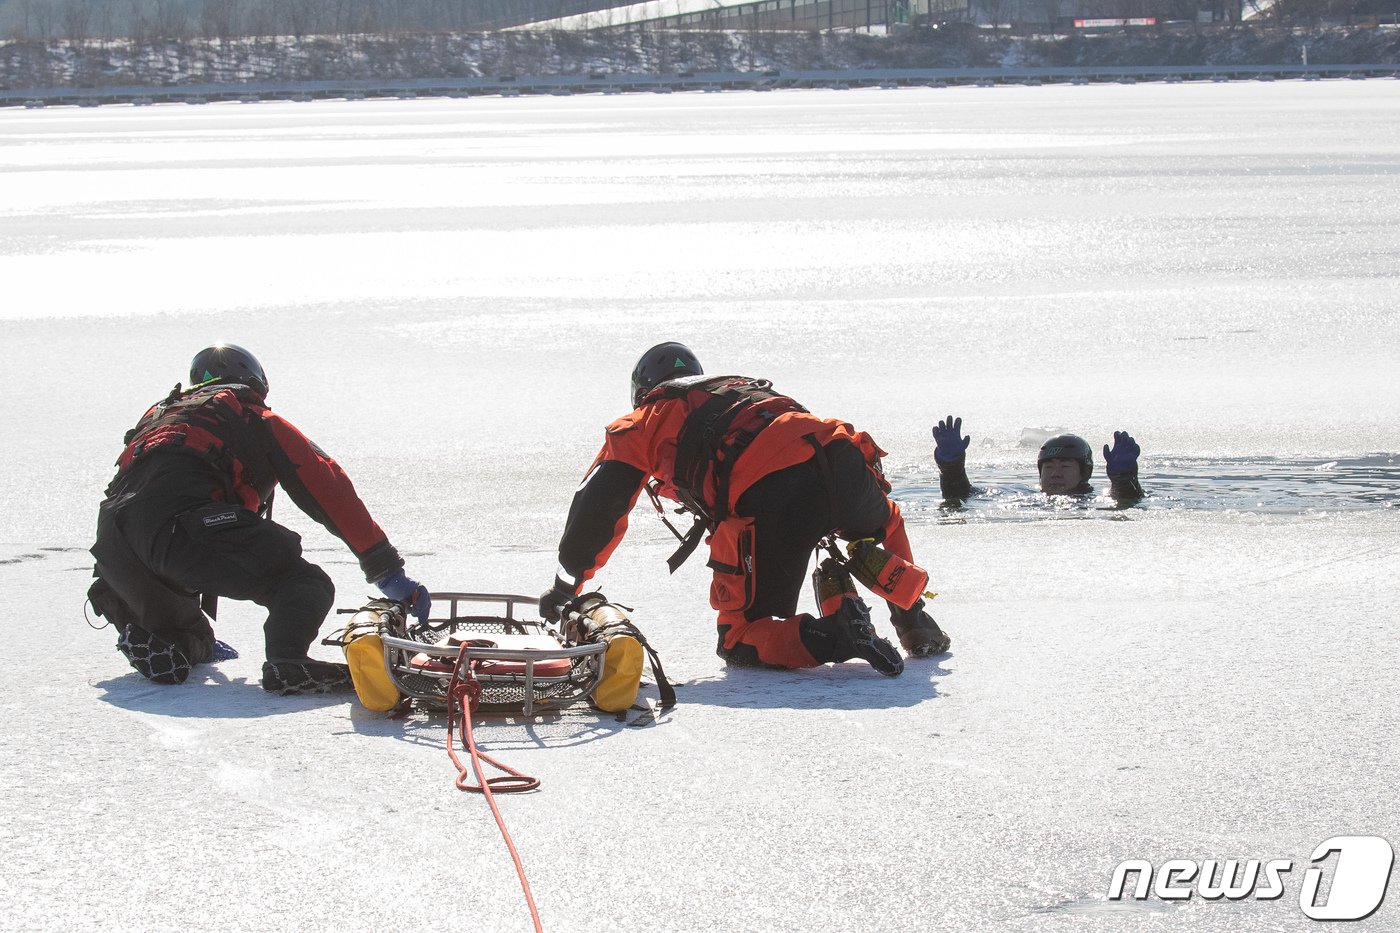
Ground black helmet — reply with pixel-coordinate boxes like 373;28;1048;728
189;343;269;398
630;342;702;408
1037;434;1093;482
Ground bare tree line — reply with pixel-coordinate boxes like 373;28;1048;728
0;0;1392;42
961;0;1393;31
0;0;632;39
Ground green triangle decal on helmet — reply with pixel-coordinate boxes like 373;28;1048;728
189;343;269;399
631;341;702;408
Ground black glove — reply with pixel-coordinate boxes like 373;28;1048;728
538;577;578;623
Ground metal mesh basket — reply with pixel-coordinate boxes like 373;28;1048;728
378;592;607;716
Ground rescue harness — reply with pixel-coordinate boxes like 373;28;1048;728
641;375;808;572
112;381;274;511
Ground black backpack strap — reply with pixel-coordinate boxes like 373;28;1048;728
803;434;842;536
644;479;711;574
665;517;709;575
672;388;741;521
643;638;677;708
574;594;677;709
662;376;807;573
645;481;711;575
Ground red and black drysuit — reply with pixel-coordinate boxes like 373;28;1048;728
554;375;924;669
89;383;404;663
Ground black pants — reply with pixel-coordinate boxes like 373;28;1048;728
716;439;894;666
738;438;892;621
91;495;334;662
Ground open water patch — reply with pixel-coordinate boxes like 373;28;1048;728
896;454;1400;523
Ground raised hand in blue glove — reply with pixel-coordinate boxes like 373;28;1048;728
932;415;971;464
538;577;578;624
1102;431;1141;478
377;569;431;623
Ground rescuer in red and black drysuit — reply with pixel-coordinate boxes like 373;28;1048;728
539;342;951;678
88;344;430;693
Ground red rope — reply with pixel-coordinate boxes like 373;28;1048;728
446;644;544;933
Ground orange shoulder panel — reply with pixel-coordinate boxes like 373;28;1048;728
589;398;690;483
725;414;889;511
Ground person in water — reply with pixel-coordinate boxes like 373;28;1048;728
931;416;1145;505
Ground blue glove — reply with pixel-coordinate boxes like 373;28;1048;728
208;639;240;662
1102;431;1141;478
377;569;431;623
538;577;578;624
932;415;971;464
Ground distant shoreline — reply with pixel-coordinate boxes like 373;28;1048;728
4;24;1398;95
5;63;1398;110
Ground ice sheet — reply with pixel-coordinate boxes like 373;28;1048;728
1;82;1397;931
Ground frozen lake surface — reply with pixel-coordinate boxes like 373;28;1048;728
896;452;1400;519
1;82;1398;932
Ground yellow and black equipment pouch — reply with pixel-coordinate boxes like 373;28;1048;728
338;599;404;712
565;593;676;713
842;538;932;611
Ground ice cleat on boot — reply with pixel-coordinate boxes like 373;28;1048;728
261;659;354;696
117;624;193;685
890;600;951;658
827;597;904;678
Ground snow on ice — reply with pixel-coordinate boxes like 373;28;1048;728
1;81;1397;931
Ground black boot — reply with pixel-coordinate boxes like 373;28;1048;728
890;600;951;658
116;624;193;685
802;597;904;677
91;575;217;666
261;659;353;695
